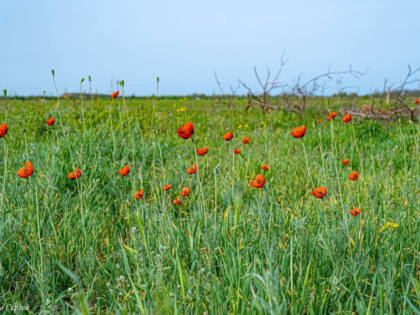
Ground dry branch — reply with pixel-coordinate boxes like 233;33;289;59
342;104;419;121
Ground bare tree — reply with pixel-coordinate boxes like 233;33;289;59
394;65;420;105
236;58;364;114
345;65;420;122
214;57;420;122
287;65;365;113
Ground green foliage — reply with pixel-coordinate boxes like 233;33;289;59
0;97;419;313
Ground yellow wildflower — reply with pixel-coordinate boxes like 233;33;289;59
379;222;399;233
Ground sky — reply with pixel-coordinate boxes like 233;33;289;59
1;0;420;96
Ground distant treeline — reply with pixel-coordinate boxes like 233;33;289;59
4;90;420;100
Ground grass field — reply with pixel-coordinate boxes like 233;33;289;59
0;93;419;314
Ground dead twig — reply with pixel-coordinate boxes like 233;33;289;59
238;52;288;112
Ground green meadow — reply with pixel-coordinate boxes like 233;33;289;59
0;94;419;314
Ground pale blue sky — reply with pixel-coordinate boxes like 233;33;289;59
1;1;419;96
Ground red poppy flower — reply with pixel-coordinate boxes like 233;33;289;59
250;174;265;189
261;164;269;171
316;120;322;124
196;147;208;156
17;161;34;178
242;136;250;144
187;164;197;174
181;187;190;197
164;184;172;191
349;207;361;216
348;170;359;181
343;114;352;123
342;159;349;166
172;196;182;205
328;112;337;120
119;165;130;176
134;189;144;200
222;131;233;141
111;91;119;99
177;122;194;140
290;125;306;138
67;168;82;180
312;186;327;199
46;117;55;126
0;123;8;137
415;99;419;105
234;148;241;155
